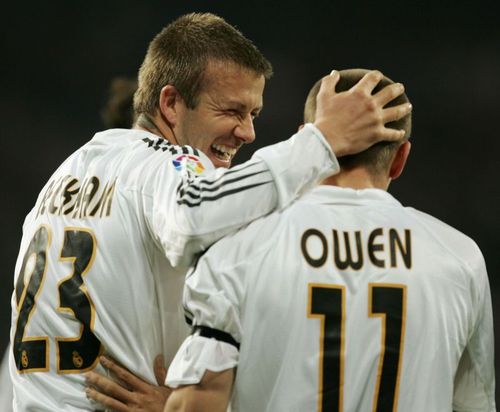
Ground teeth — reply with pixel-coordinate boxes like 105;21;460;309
212;144;237;155
211;144;237;161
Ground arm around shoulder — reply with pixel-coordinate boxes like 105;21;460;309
148;125;338;267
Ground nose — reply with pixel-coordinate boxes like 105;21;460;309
234;114;256;144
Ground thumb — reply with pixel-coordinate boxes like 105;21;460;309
154;354;167;386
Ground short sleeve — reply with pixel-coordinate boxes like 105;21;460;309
165;237;247;387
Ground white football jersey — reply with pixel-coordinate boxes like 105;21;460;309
168;186;495;412
0;347;13;412
9;125;338;411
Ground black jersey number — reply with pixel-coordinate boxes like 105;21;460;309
13;226;102;374
308;283;406;412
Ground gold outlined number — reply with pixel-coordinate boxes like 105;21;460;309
56;228;102;373
308;283;406;412
13;226;102;374
368;284;407;412
13;225;51;372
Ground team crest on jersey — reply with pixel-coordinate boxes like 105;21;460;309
172;155;205;175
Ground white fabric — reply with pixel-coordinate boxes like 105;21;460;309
167;186;495;412
9;126;337;411
167;335;238;387
254;123;339;208
0;347;13;412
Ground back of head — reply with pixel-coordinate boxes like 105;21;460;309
101;77;138;129
304;68;412;175
134;12;273;116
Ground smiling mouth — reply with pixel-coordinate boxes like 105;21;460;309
210;144;237;163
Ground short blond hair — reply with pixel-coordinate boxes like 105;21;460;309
134;13;272;115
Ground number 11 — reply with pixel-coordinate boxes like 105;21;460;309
308;283;407;412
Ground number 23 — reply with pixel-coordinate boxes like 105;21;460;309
13;225;102;374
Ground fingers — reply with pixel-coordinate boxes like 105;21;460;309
317;70;340;99
379;127;406;142
85;385;129;412
313;67;413;155
374;82;405;107
154;354;167;386
85;370;133;405
100;356;149;391
354;70;383;94
382;102;413;124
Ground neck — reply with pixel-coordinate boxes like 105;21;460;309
134;113;178;144
322;168;390;190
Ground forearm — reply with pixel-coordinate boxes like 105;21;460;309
164;370;234;412
164;388;227;412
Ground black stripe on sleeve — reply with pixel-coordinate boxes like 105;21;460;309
200;160;262;181
192;325;240;350
177;169;270;200
177;180;273;207
176;161;264;196
196;161;263;187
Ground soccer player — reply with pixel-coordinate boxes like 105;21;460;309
0;75;138;412
9;12;411;411
162;69;495;411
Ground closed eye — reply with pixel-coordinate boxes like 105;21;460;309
224;108;261;121
225;109;241;117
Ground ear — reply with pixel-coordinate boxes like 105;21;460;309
297;124;305;132
158;85;184;126
389;141;411;180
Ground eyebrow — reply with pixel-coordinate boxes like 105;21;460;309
226;100;263;113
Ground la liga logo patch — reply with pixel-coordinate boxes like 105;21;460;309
172;155;205;175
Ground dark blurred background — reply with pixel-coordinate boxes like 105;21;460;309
1;0;499;402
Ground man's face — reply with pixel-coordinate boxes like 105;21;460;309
175;62;265;168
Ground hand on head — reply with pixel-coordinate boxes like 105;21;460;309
313;69;412;157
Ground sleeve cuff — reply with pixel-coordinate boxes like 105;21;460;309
303;123;338;166
252;123;340;209
165;335;239;388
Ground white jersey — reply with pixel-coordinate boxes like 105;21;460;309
167;186;495;412
0;347;13;412
9;125;338;411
